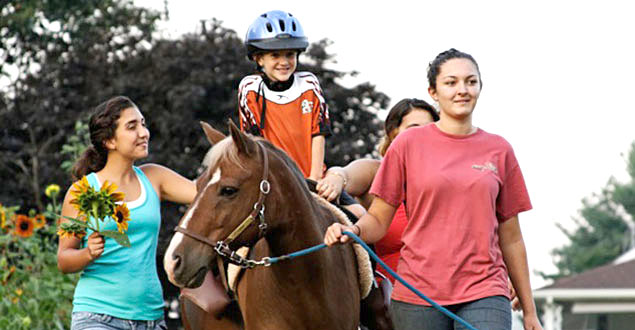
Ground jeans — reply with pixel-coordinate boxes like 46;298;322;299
71;312;167;330
390;295;511;330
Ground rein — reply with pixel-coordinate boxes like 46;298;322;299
171;140;478;329
239;232;479;330
174;142;271;268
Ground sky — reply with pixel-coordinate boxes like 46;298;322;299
136;0;635;289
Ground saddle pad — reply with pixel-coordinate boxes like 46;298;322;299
310;192;374;299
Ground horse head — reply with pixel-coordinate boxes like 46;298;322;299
164;120;306;288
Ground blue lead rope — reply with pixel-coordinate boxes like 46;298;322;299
263;231;479;330
266;243;328;264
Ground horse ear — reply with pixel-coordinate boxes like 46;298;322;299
200;121;226;145
227;119;256;155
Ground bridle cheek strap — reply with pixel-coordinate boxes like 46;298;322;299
223;142;270;245
174;141;270;250
175;226;218;246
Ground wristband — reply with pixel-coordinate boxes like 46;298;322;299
352;224;361;237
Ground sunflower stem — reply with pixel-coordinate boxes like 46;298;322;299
51;197;59;214
91;203;100;232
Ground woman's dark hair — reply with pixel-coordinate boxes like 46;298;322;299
378;98;439;156
427;48;481;91
71;96;137;180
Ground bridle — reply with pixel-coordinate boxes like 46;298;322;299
174;142;271;268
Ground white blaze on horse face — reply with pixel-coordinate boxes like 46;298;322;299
180;202;197;230
206;168;222;188
164;198;201;282
165;167;220;274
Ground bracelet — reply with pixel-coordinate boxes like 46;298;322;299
352;224;361;237
327;170;348;188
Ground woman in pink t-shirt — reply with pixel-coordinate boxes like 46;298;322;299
324;49;542;330
317;98;438;285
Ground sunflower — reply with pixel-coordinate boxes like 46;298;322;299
33;214;46;229
112;203;131;233
57;221;86;239
70;176;92;213
70;176;90;199
45;184;60;198
0;208;6;230
101;180;125;203
14;215;34;238
57;228;86;240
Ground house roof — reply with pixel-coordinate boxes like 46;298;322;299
614;247;635;265
538;258;635;290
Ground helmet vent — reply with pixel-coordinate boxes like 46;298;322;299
261;13;267;18
292;21;296;31
266;23;273;32
279;19;285;31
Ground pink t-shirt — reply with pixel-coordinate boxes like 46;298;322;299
370;123;532;306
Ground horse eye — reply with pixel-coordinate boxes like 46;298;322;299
219;186;238;197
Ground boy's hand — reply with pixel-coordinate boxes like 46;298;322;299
316;174;345;202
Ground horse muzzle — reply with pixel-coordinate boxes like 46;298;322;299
164;232;215;288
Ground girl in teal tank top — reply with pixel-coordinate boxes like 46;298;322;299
57;96;197;329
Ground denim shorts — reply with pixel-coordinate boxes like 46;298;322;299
390;295;511;330
71;312;167;330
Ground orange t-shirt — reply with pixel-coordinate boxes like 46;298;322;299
238;72;331;177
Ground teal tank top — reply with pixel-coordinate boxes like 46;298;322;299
72;166;164;320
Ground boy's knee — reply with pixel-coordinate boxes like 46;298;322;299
345;204;367;220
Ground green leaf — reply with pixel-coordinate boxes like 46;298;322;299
61;216;92;229
100;230;130;247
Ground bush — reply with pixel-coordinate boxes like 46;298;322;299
0;188;79;329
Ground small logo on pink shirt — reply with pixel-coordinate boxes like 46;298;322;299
472;162;498;174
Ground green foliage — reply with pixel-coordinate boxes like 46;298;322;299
1;0;390;326
60;121;90;174
0;0;162;211
545;143;635;279
0;194;78;329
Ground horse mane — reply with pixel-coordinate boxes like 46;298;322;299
203;137;246;171
204;135;308;193
256;139;308;187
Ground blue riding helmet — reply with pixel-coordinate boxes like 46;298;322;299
245;10;309;60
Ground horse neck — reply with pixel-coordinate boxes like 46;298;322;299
263;177;327;257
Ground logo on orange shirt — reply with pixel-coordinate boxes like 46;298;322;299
301;100;313;114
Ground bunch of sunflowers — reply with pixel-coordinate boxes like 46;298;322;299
57;176;131;247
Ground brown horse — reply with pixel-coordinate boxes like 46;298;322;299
164;121;360;330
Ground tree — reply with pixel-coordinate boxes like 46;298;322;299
107;19;388;306
545;142;635;279
0;0;162;210
2;3;389;325
301;38;388;164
